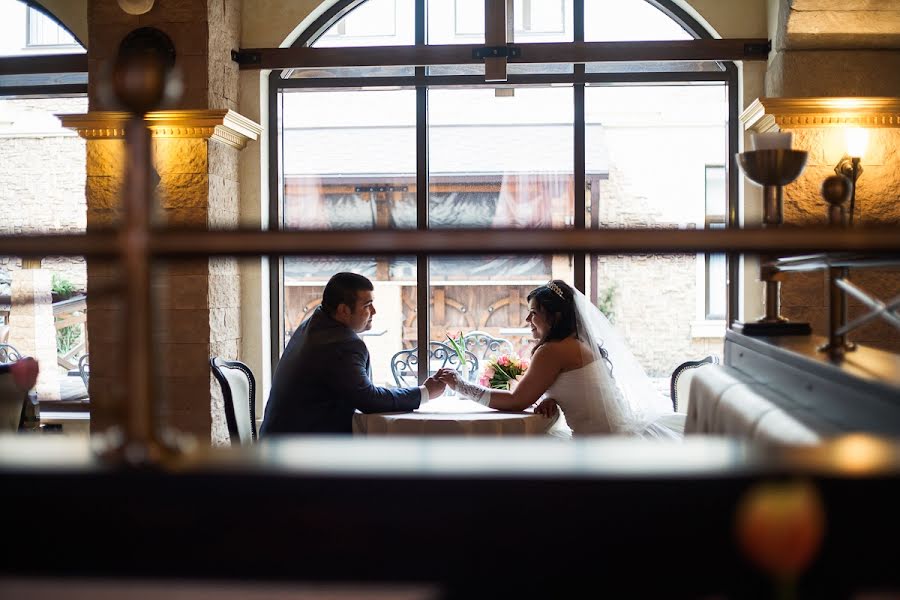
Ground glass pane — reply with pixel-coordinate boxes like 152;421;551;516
281;88;416;230
427;255;571;393
281;88;416;373
585;0;693;42
285;66;415;79
585;84;727;394
705;165;726;218
430;0;572;45
0;96;87;235
585;61;724;74
283;256;416;388
451;0;484;39
314;0;414;47
585;85;726;228
706;252;727;320
0;0;84;56
1;254;89;410
0;72;88;88
428;86;574;229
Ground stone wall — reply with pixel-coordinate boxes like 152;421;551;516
780;127;900;353
597;165;724;379
83;0;244;445
0;97;88;291
594;254;723;378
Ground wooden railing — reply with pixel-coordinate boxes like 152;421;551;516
53;294;87;371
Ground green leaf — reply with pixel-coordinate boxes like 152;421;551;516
446;334;467;368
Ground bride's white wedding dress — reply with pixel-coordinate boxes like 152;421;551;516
544;360;685;440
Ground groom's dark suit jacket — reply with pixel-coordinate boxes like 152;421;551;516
260;306;421;435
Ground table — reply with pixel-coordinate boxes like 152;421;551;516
353;397;555;436
40;410;90;436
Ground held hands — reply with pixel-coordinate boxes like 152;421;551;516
434;368;460;390
423;375;446;400
534;397;559;419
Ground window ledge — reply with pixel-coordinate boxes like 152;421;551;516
690;320;726;339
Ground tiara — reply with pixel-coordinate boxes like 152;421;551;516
547;281;565;299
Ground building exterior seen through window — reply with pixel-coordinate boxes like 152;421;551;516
0;0;88;402
279;0;730;392
0;0;83;56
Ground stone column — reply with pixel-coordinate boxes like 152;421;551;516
9;260;60;401
68;0;256;443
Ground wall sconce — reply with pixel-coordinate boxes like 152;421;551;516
735;136;812;336
833;127;869;225
117;0;155;15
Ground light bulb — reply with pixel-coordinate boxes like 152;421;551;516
845;127;869;159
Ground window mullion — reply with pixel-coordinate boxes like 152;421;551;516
574;64;586;294
415;70;429;385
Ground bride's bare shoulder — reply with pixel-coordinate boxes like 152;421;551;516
535;338;587;369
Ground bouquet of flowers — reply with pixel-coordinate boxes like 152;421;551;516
480;354;529;391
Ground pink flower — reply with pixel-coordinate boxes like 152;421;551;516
498;356;510;366
484;366;495;379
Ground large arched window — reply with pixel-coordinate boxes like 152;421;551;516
272;0;736;391
0;0;89;399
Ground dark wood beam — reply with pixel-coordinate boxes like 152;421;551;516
1;227;898;259
235;39;770;70
0;53;87;75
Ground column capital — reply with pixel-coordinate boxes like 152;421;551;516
59;109;262;149
742;97;900;133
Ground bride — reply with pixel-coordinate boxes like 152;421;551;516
436;280;685;439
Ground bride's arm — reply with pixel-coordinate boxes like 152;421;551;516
441;346;562;412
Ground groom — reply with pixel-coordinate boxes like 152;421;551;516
260;272;445;435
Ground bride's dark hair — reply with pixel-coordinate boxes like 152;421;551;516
526;280;613;370
526;280;577;355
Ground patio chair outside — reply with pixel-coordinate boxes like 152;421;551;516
390;341;479;388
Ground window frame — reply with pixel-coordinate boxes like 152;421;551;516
703;164;727;322
269;0;739;378
25;6;79;49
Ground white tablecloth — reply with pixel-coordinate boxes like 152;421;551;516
353;397;555;436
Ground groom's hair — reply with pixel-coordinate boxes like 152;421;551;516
322;272;374;315
527;280;577;354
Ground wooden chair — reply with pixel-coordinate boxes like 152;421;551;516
390;341;479;387
210;358;257;445
670;355;719;413
0;343;21;364
462;330;514;361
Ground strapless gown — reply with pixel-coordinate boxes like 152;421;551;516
544;361;685;439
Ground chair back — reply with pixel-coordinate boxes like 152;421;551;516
0;343;21;364
462;330;514;361
210;358;257;445
78;354;90;388
390;342;479;387
670;355;719;413
0;364;27;432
